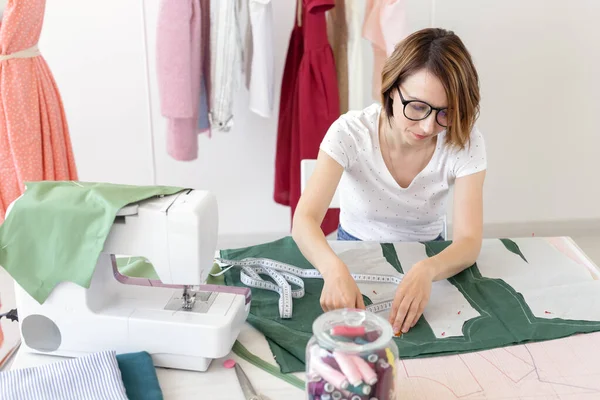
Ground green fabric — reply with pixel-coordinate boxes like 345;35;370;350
219;236;600;374
206;263;226;285
0;181;185;303
117;257;160;279
500;238;528;262
232;341;305;390
116;258;225;286
117;351;163;400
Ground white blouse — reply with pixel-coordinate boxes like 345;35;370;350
210;0;243;131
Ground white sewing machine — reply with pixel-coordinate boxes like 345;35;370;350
13;189;251;372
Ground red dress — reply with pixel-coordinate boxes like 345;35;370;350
274;0;340;235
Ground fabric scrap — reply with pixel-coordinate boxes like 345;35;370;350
117;351;164;400
0;350;128;400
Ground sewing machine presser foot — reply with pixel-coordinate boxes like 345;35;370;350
164;286;217;313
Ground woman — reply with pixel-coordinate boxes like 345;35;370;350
292;28;486;335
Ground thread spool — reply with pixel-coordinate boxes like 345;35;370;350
350;354;378;385
306;309;398;400
333;351;363;386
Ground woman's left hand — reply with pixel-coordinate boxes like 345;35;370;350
388;261;435;335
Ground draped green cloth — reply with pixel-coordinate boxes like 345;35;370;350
0;181;185;303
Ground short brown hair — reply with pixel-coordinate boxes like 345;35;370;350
381;28;480;149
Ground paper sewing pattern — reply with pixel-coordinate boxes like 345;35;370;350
329;241;402;307
399;351;484;397
394;242;481;339
476;238;600;322
396;333;600;399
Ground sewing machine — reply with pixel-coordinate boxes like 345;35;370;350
13;189;251;372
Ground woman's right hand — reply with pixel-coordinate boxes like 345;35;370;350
320;267;365;312
291;151;365;312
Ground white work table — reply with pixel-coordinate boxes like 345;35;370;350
9;236;600;399
11;322;306;400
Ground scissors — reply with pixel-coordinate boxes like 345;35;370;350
234;363;263;400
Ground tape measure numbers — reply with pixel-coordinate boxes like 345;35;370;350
213;257;403;319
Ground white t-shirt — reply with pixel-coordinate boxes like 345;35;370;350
319;104;487;242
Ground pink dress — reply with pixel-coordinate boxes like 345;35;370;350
156;0;205;161
363;0;408;101
0;0;78;224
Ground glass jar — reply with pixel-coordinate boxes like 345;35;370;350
305;308;399;400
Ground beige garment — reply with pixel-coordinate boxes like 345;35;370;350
210;0;243;132
363;0;408;102
346;0;365;110
326;0;348;114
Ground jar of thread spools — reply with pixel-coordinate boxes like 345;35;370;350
306;309;399;400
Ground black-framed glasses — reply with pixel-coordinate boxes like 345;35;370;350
397;88;448;127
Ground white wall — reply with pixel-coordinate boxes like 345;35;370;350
39;0;600;245
436;0;600;232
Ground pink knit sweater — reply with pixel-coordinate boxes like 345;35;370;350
156;0;204;161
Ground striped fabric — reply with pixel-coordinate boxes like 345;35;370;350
0;350;128;400
209;0;243;132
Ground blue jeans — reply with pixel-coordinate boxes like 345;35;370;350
337;224;444;242
337;224;362;241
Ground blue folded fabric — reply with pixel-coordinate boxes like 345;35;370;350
117;351;164;400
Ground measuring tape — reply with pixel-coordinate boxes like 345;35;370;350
213;257;403;319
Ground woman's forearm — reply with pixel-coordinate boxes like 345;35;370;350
425;237;482;281
291;214;347;279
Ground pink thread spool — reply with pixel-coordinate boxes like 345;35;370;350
333;350;363;386
306;309;399;400
330;325;366;337
350;354;378;385
310;346;349;390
